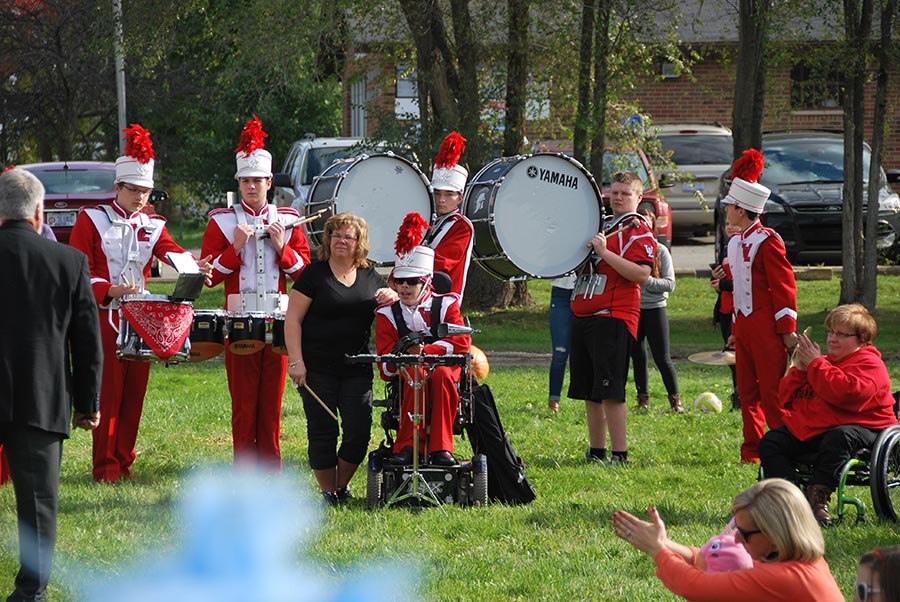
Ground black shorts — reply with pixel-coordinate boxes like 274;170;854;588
567;316;633;403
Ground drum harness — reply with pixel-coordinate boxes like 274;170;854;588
573;212;647;302
98;205;159;332
229;204;289;316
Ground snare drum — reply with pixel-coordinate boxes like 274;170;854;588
463;153;603;280
270;315;287;355
306;153;432;265
190;309;227;362
117;294;192;363
226;312;267;355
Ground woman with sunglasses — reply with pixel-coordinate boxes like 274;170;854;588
855;546;900;602
375;215;470;467
285;212;396;506
759;303;897;525
611;479;843;601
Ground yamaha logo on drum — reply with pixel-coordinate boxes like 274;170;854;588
527;165;579;189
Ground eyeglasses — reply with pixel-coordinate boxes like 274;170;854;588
856;582;882;602
394;277;423;287
120;183;151;197
734;523;762;542
331;234;358;242
826;329;858;339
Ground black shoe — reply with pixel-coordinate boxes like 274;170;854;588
429;450;457;466
335;485;351;504
389;446;414;465
321;490;339;507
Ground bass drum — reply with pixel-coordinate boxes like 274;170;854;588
306;153;432;265
463;153;603;280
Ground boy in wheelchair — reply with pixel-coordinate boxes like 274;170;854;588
374;241;470;467
759;304;898;526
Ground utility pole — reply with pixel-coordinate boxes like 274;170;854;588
113;0;126;154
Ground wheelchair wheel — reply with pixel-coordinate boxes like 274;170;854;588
471;453;488;506
367;464;384;510
870;424;900;521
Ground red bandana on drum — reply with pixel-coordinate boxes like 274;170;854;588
122;300;194;360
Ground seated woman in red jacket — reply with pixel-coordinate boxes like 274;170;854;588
611;478;844;602
375;241;470;467
759;303;898;525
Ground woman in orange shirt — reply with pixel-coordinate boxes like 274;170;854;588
611;479;843;602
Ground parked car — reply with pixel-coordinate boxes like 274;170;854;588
600;148;673;248
272;135;377;209
654;123;733;238
714;130;900;264
19;161;117;244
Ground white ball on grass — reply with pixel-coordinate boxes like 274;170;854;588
693;391;723;414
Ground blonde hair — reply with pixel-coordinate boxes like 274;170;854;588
732;479;825;563
318;212;371;268
824;303;877;345
612;170;644;195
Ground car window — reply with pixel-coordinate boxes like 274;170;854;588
658;135;733;165
760;139;872;185
31;169;115;194
302;147;359;185
602;151;651;188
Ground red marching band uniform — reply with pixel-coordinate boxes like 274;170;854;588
375;290;470;456
69;125;192;482
201;116;310;470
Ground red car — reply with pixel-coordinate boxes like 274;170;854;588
18;161;117;244
600;148;673;248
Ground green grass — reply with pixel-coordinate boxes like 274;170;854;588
2;276;899;600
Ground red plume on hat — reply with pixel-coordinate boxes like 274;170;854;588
394;212;430;257
123;124;154;164
235;115;268;156
434;132;466;169
731;149;764;183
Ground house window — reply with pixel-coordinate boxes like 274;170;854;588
395;63;419;119
790;62;842;110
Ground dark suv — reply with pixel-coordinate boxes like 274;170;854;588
714;131;900;264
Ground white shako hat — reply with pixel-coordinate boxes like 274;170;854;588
234;115;273;179
116;124;155;188
722;148;769;213
391;212;434;279
430;131;468;193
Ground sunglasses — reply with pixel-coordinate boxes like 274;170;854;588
394;277;423;287
734;523;762;542
856;582;881;601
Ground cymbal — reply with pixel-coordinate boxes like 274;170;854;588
688;350;736;366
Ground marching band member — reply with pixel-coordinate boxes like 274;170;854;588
70;124;211;483
569;171;657;466
376;213;470;466
424;132;474;303
721;149;798;463
201;116;310;471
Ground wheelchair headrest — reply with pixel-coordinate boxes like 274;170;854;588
432;271;452;295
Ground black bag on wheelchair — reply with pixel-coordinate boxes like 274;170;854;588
465;382;536;505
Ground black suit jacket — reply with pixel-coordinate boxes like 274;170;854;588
0;220;102;436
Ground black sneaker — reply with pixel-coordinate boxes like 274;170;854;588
335;485;351;504
321;490;339;507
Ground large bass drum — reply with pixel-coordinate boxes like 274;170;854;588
463;153;603;280
306;153;432;266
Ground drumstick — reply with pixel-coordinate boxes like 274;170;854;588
586;218;641;249
299;382;339;422
258;208;328;239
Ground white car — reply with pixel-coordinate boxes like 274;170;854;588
654;123;733;238
272;135;373;209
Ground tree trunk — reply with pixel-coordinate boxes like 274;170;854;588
732;0;770;158
464;265;533;310
588;0;611;180
573;0;596;166
862;0;896;310
450;0;484;168
503;0;528;157
839;0;873;305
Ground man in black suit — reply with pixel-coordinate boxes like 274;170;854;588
0;168;102;602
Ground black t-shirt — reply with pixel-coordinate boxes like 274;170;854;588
293;261;386;374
